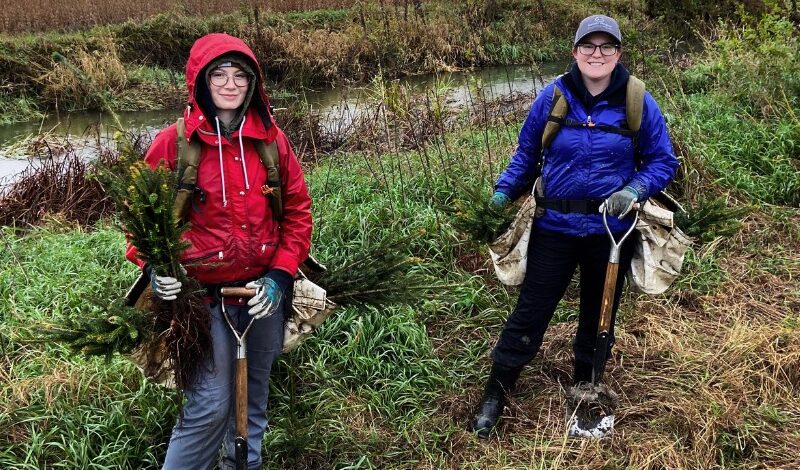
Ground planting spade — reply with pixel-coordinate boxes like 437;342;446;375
566;208;638;439
219;286;281;470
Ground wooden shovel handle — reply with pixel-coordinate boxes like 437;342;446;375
220;287;257;298
235;357;248;437
598;262;620;333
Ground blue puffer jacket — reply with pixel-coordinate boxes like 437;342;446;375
495;64;679;236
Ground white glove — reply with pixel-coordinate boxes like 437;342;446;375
147;265;184;301
245;275;285;320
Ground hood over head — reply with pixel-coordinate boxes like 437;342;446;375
183;33;276;143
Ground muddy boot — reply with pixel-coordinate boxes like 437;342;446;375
468;363;522;439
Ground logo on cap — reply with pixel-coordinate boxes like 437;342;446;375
592;16;606;25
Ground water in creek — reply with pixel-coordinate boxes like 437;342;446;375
0;62;567;187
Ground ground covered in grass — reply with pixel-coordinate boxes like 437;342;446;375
1;12;799;470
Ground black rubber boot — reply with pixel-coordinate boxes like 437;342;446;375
468;363;522;439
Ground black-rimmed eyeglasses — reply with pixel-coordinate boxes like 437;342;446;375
576;43;620;56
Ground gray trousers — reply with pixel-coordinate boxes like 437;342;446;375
162;300;284;470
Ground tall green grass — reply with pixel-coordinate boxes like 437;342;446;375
668;14;800;207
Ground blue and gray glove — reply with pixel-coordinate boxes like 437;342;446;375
602;186;639;218
489;191;511;210
246;269;292;319
145;265;184;301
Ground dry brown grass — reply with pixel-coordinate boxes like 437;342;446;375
0;0;361;34
436;211;800;469
36;35;128;109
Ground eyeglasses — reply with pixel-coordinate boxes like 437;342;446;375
576;43;620;56
209;70;252;87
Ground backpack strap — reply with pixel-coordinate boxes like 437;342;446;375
625;75;646;133
254;139;283;221
172;118;284;222
173;118;202;222
541;85;568;149
541;76;646;149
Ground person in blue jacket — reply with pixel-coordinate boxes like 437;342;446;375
469;14;679;438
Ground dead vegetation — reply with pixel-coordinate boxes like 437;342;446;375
0;0;361;34
432;209;800;469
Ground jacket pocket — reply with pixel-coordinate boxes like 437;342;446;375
253;240;278;269
182;245;225;267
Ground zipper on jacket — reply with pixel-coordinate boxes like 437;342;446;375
586;115;595;127
183;250;224;264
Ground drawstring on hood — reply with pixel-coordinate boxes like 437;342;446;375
238;115;250;191
214;114;252;207
214;116;228;208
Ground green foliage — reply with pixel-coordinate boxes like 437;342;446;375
675;195;752;243
0;94;43;125
112;13;244;68
644;0;771;28
39;298;149;357
681;14;800;117
318;231;434;305
670;15;800;207
115;161;189;277
446;183;516;244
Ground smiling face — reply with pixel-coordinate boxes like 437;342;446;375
572;32;621;85
208;65;249;114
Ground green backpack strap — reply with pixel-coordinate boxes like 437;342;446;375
625;75;645;133
254;139;283;221
541;85;568;149
174;118;202;222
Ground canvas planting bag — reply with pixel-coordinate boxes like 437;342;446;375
628;197;693;294
488;193;537;286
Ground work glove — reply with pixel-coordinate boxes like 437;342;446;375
601;186;639;218
246;269;292;320
145;264;184;301
489;192;511;210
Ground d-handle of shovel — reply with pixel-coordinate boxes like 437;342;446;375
592;208;639;384
219;287;257;470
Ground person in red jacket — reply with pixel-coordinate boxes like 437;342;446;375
126;33;312;469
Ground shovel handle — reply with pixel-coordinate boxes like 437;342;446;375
235;357;248;438
234;355;248;469
598;262;620;333
592;209;635;384
220;287;257;298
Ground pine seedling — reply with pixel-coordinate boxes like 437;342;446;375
318;231;434;306
40;298;151;360
446;183;516;244
111;159;211;390
674;195;752;243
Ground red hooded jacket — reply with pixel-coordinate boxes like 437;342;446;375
126;34;312;284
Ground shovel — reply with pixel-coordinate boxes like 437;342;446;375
219;286;281;470
566;207;638;439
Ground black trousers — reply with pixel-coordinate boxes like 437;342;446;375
491;226;635;378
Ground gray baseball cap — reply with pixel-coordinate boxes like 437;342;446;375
574;15;622;45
